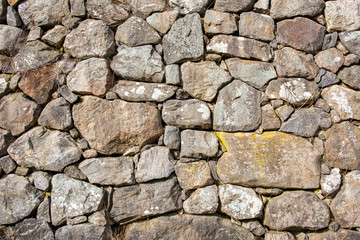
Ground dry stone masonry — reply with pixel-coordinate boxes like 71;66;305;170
0;0;359;239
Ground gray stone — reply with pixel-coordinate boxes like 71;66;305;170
37;196;51;222
38;97;73;131
261;104;281;130
175;161;213;190
315;48;344;73
256;188;283;196
61;16;82;29
219;184;263;221
264;191;330;230
339;31;360;58
0;0;5;22
31;171;51;191
0;25;23;55
14;219;54;240
183;185;218;214
55;224;109;240
0;155;16;174
59;85;78;104
164;126;180;150
165;64;180;85
213;80;261;132
27;26;43;41
242;220;266;237
86;0;128;26
130;0;166;18
163;13;204;64
270;0;325;20
66;216;87;226
146;10;179;36
70;0;86;17
214;0;256;12
181;61;232;102
88;210;107;226
0;174;42;225
321;168;341;197
265;231;295;240
322;32;338;50
204;10;238;35
180;130;218;158
338;65;360;90
64;165;87;180
9;72;20;90
239;12;275;41
110;175;182;224
8;127;82;171
41;25;69;48
169;0;210;14
111;45;164;82
324;0;360;32
315;70;339;88
254;0;269;13
6;6;22;27
0;129;14;157
0;74;9;98
308;230;360;240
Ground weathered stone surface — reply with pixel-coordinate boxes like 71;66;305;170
37;196;51;222
321;168;341;197
135;146;174;183
0;74;9;97
175;161;213;190
8;126;81;171
324;0;360;32
38;97;73;131
0;155;16;174
180;130;218;158
0;93;41;136
264;191;330;230
31;171;51;191
86;0;128;26
111;45;164;82
0;129;14;157
183;185;218;214
110;175;182;224
265;231;295;240
55;224;109;240
216;132;321;188
0;25;23;55
339;31;360;58
324;122;360;170
204;10;237;35
79;157;134;186
213;80;261;132
51;174;104;226
261;104;281;130
14;219;54;240
163;13;204;64
219;184;263;220
64;19;115;59
18;0;70;28
214;0;255;12
308;230;360;240
114;81;176;102
165;65;180;86
130;0;166;18
0;174;42;225
321;85;360;121
239;12;274;41
0;0;5;22
42;25;70;48
146;10;178;36
315;48;344;73
270;0;325;19
88;210;107;226
181;61;232;102
322;32;338;51
164;126;180;150
59;85;78;104
73;96;163;155
315;69;339;88
226;58;276;89
338;65;360;90
162;99;211;129
207;35;272;62
64;165;87;180
169;0;210;14
0;54;10;72
69;0;86;17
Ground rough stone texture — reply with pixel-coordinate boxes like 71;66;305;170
70;0;86;17
339;31;360;58
274;47;319;79
0;74;9;98
219;184;263;221
270;0;325;19
31;171;51;191
207;35;272;62
0;0;5;22
86;0;129;26
55;224;109;240
64;19;115;59
38;97;73;131
114;81;176;102
130;0;166;18
51;174;104;226
308;230;360;240
242;220;266;237
8;126;81;171
59;85;78;104
162;99;211;129
0;174;42;225
315;70;339;88
0;155;16;174
183;185;218;214
110;175;182;224
315;48;344;73
238;12;275;42
265;231;295;240
175;161;213;190
146;10;178;36
163;13;204;64
181;61;232;102
214;0;256;12
204;10;237;35
42;25;70;48
213;80;261;132
0;25;23;55
0;93;41;136
264;191;330;230
164;126;180;150
216;132;321;189
324;0;360;32
321;168;341;197
169;0;210;14
180;130;218;158
261;104;281;130
79;157;134;186
135;146;175;183
73;96;163;155
338;65;360;90
37;196;51;222
88;210;107;226
111;45;164;82
226;58;276;89
14;218;54;240
322;32;338;51
64;165;87;180
0;129;14;157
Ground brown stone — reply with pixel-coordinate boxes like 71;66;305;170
0;129;15;157
214;0;256;12
308;230;360;240
175;161;213;190
270;0;325;20
324;0;360;32
261;104;281;130
315;48;344;73
146;10;179;36
238;12;275;42
204;10;237;35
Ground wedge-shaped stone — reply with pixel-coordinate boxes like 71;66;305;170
146;10;179;36
324;0;360;32
270;0;325;20
55;224;108;240
86;0;129;26
216;132;321;189
180;130;218;158
41;25;69;48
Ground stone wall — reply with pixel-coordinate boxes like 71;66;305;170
0;0;360;239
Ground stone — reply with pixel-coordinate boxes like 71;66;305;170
59;85;78;104
254;0;269;13
130;0;166;18
169;0;210;14
146;10;178;36
86;0;128;26
175;161;213;190
55;224;109;240
344;54;359;66
339;31;360;58
0;55;10;72
165;64;180;85
111;45;164;82
88;210;107;226
27;26;43;41
41;25;69;48
79;157;134;186
64;19;115;59
14;219;54;240
213;80;261;132
38;97;73;131
265;231;295;240
214;0;256;12
11;40;61;72
238;12;275;41
204;10;238;35
315;48;344;73
51;174;104;226
264;191;330;230
261;104;281;130
216;132;321;188
207;35;272;62
308;230;360;240
15;166;29;176
70;0;85;17
0;93;41;136
219;184;263;221
315;70;339;88
110;175;182;224
82;149;98;159
6;6;22;27
324;0;360;32
18;0;70;29
324;122;360;170
73;96;163;155
270;0;325;20
183;185;218;214
180;130;218;158
0;155;16;173
163;13;204;64
181;61;232;102
0;129;14;157
164;126;180;150
0;25;23;55
66;216;87;225
8;126;82;171
162;99;211;129
0;0;5;22
64;165;87;180
321;168;341;197
226;58;277;89
330;171;360;228
255;188;283;196
0;74;9;97
31;171;51;191
37;196;51;222
114;81;176;102
0;174;42;225
322;32;338;50
321;85;360;121
338;65;360;90
9;72;20;90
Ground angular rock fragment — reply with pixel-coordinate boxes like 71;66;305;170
175;161;213;190
169;0;210;14
270;0;325;19
38;97;73;131
0;0;5;22
315;48;344;73
146;10;179;36
41;25;70;48
180;130;218;158
70;0;86;17
204;10;237;35
338;65;360;90
0;155;16;174
0;25;23;55
321;168;341;197
164;126;180;150
183;185;218;214
261;104;281;130
0;129;14;157
0;74;10;98
130;0;166;18
339;31;360;58
324;0;360;32
315;70;339;88
265;231;295;240
86;0;128;26
214;0;256;12
308;230;360;240
14;219;54;240
37;196;51;222
55;224;109;240
238;12;275;41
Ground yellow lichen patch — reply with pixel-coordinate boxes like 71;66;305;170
214;132;230;153
45;192;51;196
